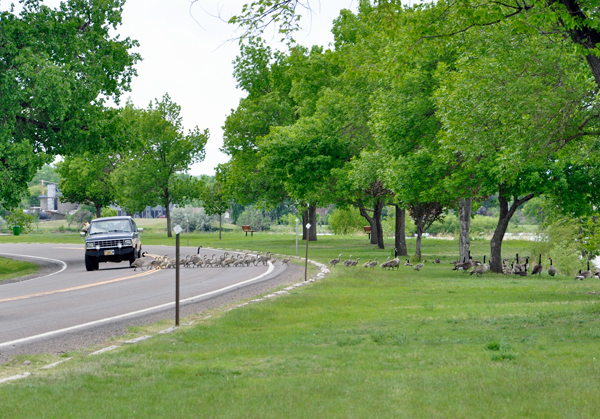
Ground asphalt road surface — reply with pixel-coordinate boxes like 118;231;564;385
0;243;302;363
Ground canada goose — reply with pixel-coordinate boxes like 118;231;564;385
270;257;278;265
197;245;202;254
581;261;592;279
453;257;472;272
131;255;150;271
382;257;400;270
514;256;529;273
343;255;354;267
379;256;391;269
433;258;441;264
547;258;557;276
282;257;291;265
531;254;543;276
350;258;360;267
414;260;425;271
470;256;488;276
362;259;372;268
404;259;413;267
514;265;529;277
368;259;379;268
329;254;342;267
575;270;585;281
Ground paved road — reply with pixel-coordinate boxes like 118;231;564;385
0;243;294;351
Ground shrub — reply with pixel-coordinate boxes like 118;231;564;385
5;211;34;233
236;206;272;231
170;206;212;232
329;207;363;235
101;207;118;217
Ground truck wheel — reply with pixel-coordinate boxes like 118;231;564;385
129;249;137;265
85;254;98;271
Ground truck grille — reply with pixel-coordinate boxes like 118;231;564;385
94;239;124;248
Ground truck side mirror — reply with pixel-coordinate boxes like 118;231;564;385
80;231;87;238
137;228;144;233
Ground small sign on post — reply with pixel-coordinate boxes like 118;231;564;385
173;224;182;326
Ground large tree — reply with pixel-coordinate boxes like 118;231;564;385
114;95;208;237
0;0;139;208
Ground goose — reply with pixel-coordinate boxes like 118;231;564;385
514;265;529;277
368;259;379;268
282;257;291;265
382;257;400;270
270;257;278;265
131;254;152;271
433;258;441;264
581;261;592;279
414;260;425;271
329;254;342;268
470;256;488;276
404;259;413;267
362;259;372;268
350;258;360;267
575;270;585;281
453;257;472;272
343;255;354;267
531;254;543;276
547;258;557;277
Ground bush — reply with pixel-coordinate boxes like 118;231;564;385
170;206;212;232
236;206;272;231
5;211;34;233
74;209;94;224
0;217;8;233
329;207;364;235
101;207;118;217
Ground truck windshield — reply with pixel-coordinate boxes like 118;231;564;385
89;220;132;235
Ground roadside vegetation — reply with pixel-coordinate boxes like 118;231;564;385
1;237;599;417
0;257;38;282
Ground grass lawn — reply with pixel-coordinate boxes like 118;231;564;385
0;256;39;282
1;235;599;417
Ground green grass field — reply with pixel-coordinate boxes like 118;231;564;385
1;234;598;417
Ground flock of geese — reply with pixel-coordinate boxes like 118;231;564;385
328;254;438;271
131;246;290;271
329;251;599;279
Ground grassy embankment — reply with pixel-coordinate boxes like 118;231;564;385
0;234;600;418
0;257;38;282
1;232;599;417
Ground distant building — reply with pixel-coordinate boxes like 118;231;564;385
113;204;171;219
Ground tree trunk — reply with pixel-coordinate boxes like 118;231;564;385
458;197;472;263
489;185;535;273
166;204;172;238
415;222;423;260
308;205;317;242
302;210;308;241
219;213;222;240
374;198;385;249
394;205;407;257
95;204;102;219
358;201;384;249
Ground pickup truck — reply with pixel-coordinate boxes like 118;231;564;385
81;216;143;271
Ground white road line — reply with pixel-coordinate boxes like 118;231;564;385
0;262;275;349
0;252;68;281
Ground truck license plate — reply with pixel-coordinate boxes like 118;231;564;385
104;250;114;256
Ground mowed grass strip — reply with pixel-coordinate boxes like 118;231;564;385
0;257;38;282
1;237;600;418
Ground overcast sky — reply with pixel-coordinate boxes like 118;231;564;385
115;0;357;176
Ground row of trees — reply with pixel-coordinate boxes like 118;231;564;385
216;0;600;271
56;94;211;237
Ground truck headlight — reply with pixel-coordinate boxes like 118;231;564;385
86;242;95;249
123;239;132;246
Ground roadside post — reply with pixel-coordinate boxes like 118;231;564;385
305;222;311;282
186;217;189;247
173;224;183;326
295;218;299;257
